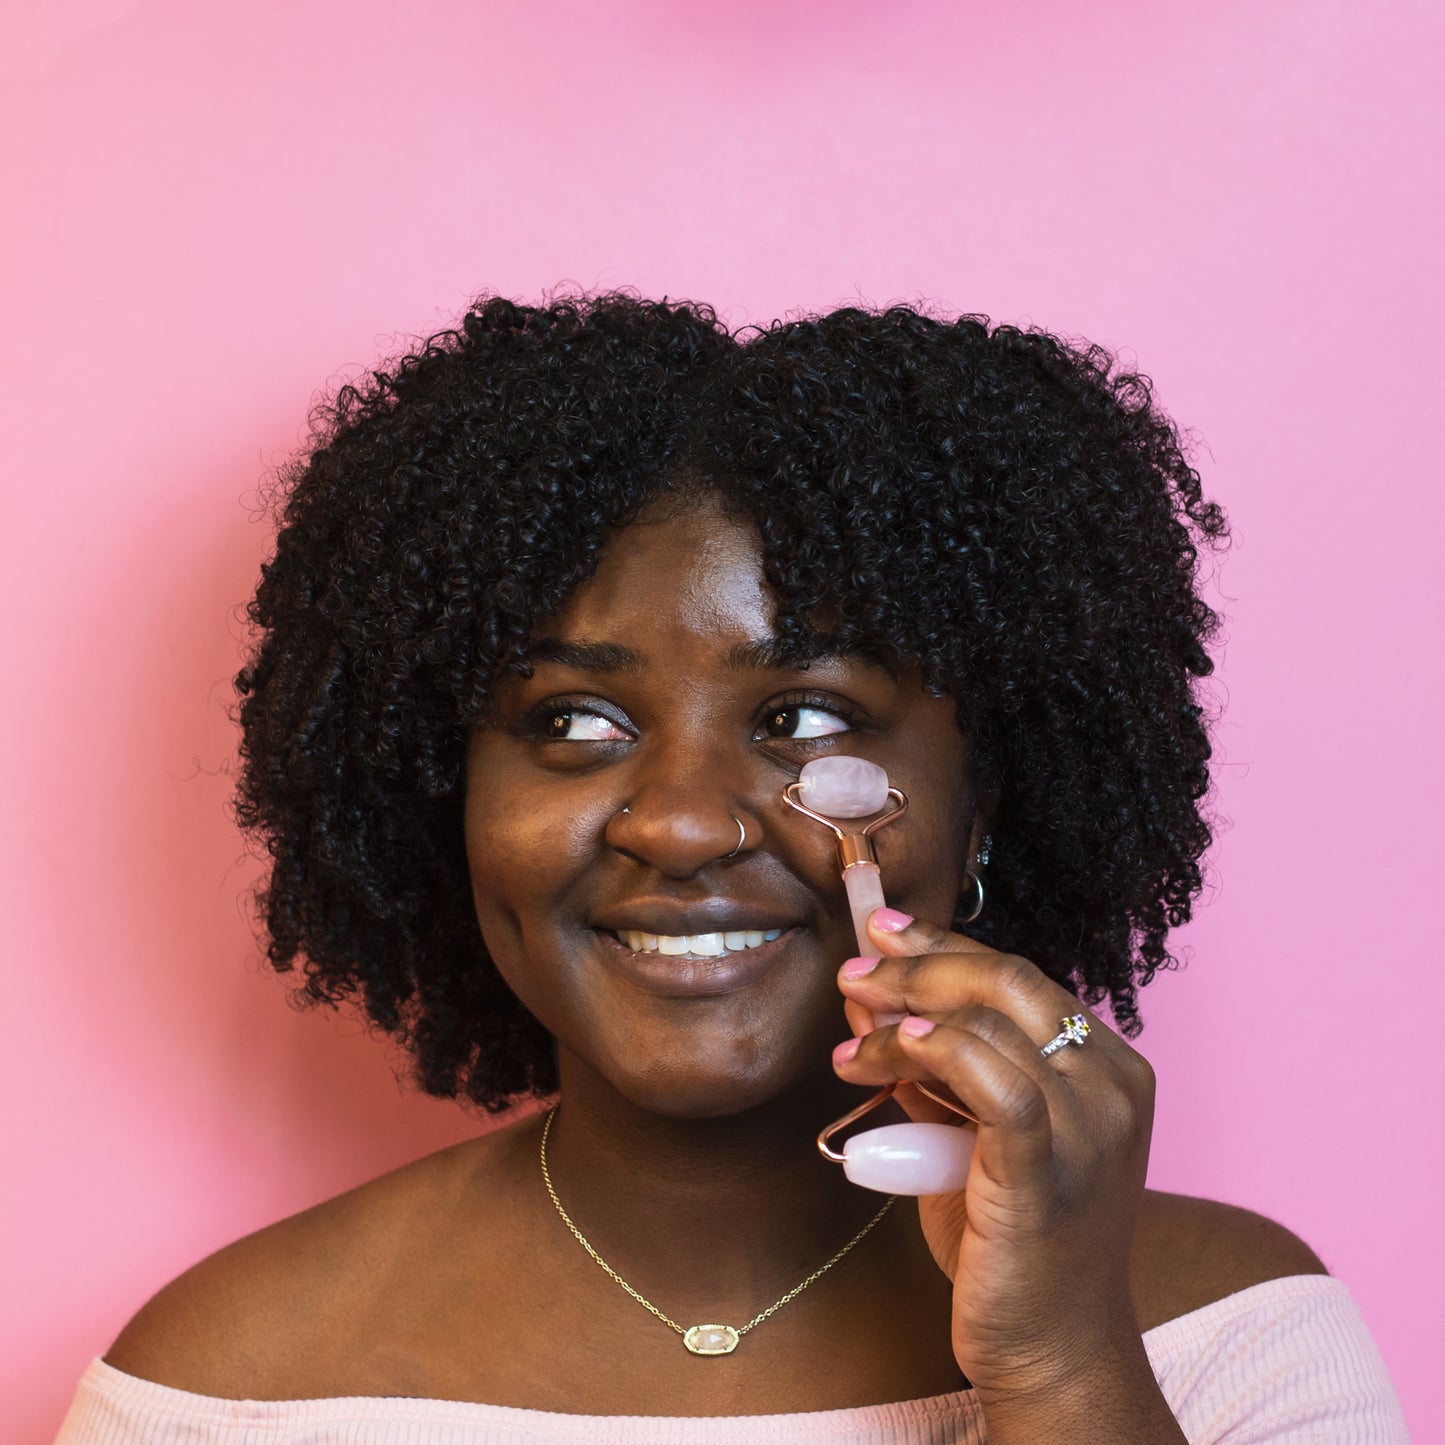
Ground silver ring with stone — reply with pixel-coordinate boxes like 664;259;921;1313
1040;1013;1091;1058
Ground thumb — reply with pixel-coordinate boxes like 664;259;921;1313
865;907;976;957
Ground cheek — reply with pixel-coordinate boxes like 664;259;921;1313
889;779;974;920
462;793;586;1035
462;755;585;958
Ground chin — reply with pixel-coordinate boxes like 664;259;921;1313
589;1038;843;1124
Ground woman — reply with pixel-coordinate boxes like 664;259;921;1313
59;295;1405;1441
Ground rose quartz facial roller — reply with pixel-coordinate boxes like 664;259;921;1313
783;757;977;1196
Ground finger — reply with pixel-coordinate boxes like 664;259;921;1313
842;938;1081;1043
866;907;992;958
842;997;874;1038
897;1018;1055;1181
837;1006;1071;1114
840;960;904;1040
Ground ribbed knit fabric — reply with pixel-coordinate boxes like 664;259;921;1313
54;1276;1408;1444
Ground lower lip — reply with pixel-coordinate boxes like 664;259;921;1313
596;929;796;998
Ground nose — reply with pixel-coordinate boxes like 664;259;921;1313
605;757;759;879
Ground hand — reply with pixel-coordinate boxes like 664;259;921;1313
832;909;1160;1419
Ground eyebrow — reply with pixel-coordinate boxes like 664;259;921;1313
723;636;850;672
516;635;852;675
518;639;643;674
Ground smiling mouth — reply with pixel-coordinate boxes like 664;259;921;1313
612;928;784;957
598;926;794;998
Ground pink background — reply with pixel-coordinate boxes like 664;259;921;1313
4;3;1440;1439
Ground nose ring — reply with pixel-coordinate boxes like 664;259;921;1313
723;813;747;860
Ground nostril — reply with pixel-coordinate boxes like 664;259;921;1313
604;795;762;874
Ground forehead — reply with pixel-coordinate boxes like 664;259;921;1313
533;499;775;650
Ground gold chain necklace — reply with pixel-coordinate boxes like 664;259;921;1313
539;1105;896;1356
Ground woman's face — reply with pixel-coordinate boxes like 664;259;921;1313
464;495;983;1118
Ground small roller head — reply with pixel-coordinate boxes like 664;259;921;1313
797;757;890;818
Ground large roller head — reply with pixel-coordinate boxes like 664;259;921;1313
795;757;891;819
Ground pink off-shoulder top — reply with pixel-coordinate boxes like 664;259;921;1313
55;1276;1408;1444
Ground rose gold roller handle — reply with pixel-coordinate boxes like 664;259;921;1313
842;861;885;956
782;757;977;1197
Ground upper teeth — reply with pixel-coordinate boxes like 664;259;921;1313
618;929;783;956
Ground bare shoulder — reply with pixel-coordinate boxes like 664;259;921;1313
1131;1188;1329;1333
104;1119;537;1400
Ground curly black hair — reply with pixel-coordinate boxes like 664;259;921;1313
234;291;1228;1111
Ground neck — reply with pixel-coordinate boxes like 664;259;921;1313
540;1055;897;1319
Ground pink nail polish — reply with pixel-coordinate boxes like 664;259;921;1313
872;907;914;934
899;1015;935;1038
841;956;880;980
833;1037;861;1065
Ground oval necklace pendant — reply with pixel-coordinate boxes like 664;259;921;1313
683;1324;740;1355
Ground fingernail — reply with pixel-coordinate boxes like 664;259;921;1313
873;1011;905;1028
841;956;880;980
899;1015;935;1038
872;908;914;934
832;1037;861;1066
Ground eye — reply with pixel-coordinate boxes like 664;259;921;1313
541;707;631;742
760;704;853;741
